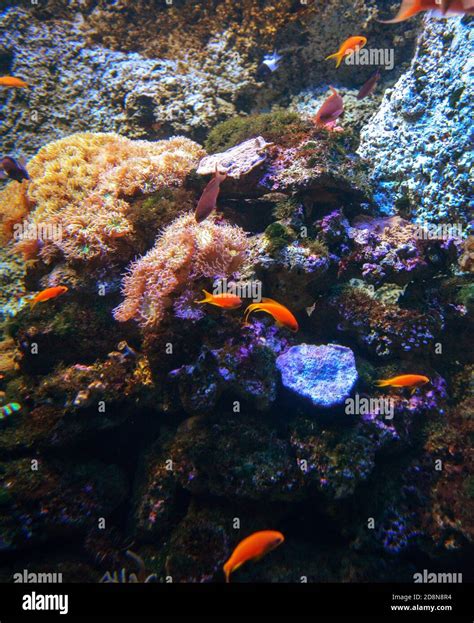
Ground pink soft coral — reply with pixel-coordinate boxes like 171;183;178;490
113;212;249;328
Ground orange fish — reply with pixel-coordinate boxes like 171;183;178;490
30;286;68;308
374;374;430;389
244;297;299;332
194;166;227;223
313;86;344;129
379;0;474;22
196;289;242;309
325;36;367;68
223;530;284;583
0;76;28;88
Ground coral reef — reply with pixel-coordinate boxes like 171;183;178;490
325;286;442;358
1;1;418;157
0;457;126;551
0;0;472;590
340;215;462;285
0;133;204;269
205;111;311;153
170;340;278;414
0;245;28;327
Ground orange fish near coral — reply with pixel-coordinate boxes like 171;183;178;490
195;166;227;223
325;36;367;68
375;374;430;389
223;530;285;583
0;76;28;88
313;86;344;129
244;297;299;332
379;0;474;22
196;289;242;309
30;286;68;308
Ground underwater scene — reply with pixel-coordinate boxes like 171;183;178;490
0;0;473;610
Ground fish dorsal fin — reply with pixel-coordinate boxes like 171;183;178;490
260;297;283;306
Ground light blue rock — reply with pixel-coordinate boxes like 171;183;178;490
358;18;473;226
276;343;358;408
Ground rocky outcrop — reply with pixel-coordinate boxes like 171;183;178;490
358;17;473;226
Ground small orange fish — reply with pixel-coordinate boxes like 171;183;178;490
244;297;299;332
223;530;284;583
196;289;242;309
30;286;68;308
194;166;227;223
379;0;474;22
0;76;28;88
375;374;430;389
325;36;367;68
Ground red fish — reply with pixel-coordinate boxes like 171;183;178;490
195;289;242;309
30;286;68;308
357;69;382;100
223;530;285;583
313;87;344;129
379;0;474;22
194;166;227;223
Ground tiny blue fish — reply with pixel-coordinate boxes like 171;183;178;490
261;50;282;73
0;402;22;419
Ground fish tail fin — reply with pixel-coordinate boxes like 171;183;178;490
325;52;342;67
378;0;423;23
28;298;37;310
224;564;231;583
195;289;213;304
374;379;390;387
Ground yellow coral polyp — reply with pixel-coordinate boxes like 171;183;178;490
0;133;205;266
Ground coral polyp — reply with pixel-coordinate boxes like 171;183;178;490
114;212;249;328
0;133;204;266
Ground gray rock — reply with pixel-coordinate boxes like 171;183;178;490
196;137;272;179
